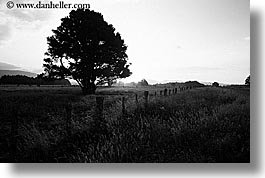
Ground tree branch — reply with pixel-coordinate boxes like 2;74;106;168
76;79;83;87
60;57;72;76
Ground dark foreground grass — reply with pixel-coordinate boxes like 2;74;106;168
0;86;249;162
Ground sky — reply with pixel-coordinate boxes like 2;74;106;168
0;0;250;84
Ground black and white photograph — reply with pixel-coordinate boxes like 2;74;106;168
0;0;250;163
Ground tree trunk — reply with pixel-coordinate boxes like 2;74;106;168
81;82;96;95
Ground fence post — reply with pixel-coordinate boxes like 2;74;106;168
11;107;19;162
95;96;108;134
164;88;168;96
65;103;72;135
135;93;138;105
144;91;149;108
122;96;126;116
96;97;104;119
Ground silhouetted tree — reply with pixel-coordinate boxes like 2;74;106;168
212;82;219;87
42;8;131;95
245;75;250;86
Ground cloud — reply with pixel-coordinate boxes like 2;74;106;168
172;66;224;76
0;0;139;45
0;0;52;45
4;0;52;23
0;23;12;45
180;66;223;71
0;61;21;70
244;36;250;40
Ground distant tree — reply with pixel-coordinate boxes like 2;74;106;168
0;75;70;86
37;73;49;80
245;75;250;86
137;79;149;86
212;82;219;87
0;75;34;85
129;82;137;87
185;81;205;88
37;73;44;79
113;81;124;87
42;8;131;95
107;77;117;87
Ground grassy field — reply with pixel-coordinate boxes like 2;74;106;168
0;85;250;162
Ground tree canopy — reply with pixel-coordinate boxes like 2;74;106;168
212;82;219;87
137;79;149;86
42;8;131;94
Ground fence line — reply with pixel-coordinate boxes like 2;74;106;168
82;86;195;122
7;85;195;161
9;86;195;137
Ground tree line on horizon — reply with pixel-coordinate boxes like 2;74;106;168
0;75;71;86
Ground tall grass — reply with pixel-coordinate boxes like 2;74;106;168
0;87;249;162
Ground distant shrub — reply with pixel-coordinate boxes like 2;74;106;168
212;82;219;87
245;75;250;86
137;79;149;86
